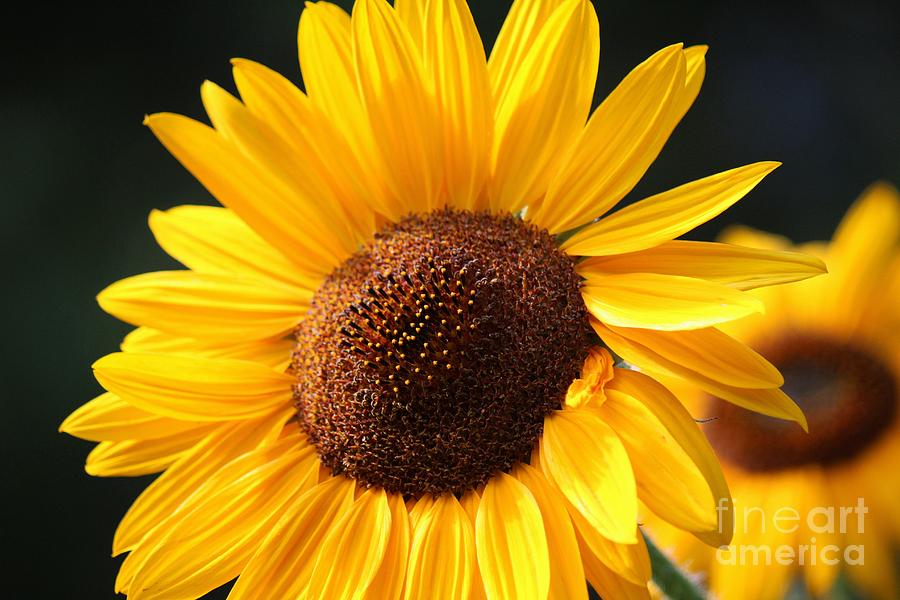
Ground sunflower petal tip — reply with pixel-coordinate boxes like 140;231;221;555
796;410;810;433
91;353;119;371
147;207;164;225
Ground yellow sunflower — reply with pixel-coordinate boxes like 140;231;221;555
61;1;826;598
645;183;900;600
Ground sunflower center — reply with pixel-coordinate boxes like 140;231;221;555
292;209;591;496
706;334;898;471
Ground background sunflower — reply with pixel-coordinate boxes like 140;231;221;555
3;0;900;598
646;183;900;600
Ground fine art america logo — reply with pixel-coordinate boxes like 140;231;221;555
714;497;868;566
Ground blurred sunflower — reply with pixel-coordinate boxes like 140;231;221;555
61;0;826;598
645;183;900;600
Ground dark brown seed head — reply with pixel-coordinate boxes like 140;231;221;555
293;209;591;496
706;334;898;471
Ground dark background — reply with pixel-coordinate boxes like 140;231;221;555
3;0;898;597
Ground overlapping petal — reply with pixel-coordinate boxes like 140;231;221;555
562;162;780;256
230;59;377;240
532;44;687;233
118;429;318;599
306;488;393;599
476;472;550;600
92;353;294;422
597;386;717;533
578;240;826;291
145;112;351;271
120;327;293;371
603;324;783;389
98;271;308;342
404;494;475;600
514;464;588;600
113;411;292;555
596;320;807;429
352;0;442;215
582;273;764;331
422;0;492;209
297;2;380;199
540;408;638;544
85;425;215;477
227;476;357;600
60;392;205;442
490;0;599;213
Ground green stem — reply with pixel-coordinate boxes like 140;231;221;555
643;531;707;600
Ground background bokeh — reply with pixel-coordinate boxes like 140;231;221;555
3;0;898;597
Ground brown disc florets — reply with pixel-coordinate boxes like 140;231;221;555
293;209;591;496
706;334;898;471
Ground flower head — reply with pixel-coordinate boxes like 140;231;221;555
61;1;825;598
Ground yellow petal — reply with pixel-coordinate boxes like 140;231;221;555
597;388;717;533
582;273;764;331
569;512;650;586
307;488;393;599
540;408;638;544
459;491;488;600
533;44;686;233
227;476;357;600
595;320;807;430
299;1;378;182
394;0;425;49
85;426;214;477
843;515;898;600
200;80;363;253
149;205;321;292
92;352;294;422
796;469;840;596
718;223;792;250
365;493;411;600
490;0;599;213
605;368;735;546
677;45;708;119
120;327;293;372
352;0;441;215
577;529;651;600
827;181;900;331
60;392;204;442
603;325;783;389
422;0;492;209
404;494;475;600
97;270;307;342
564;347;615;409
488;0;559;105
475;472;550;600
577;240;826;290
121;432;318;600
112;411;292;556
230;59;377;241
562;162;781;256
513;464;587;600
708;473;802;600
145;112;345;272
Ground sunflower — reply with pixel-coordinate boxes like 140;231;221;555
644;183;900;600
61;1;826;598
